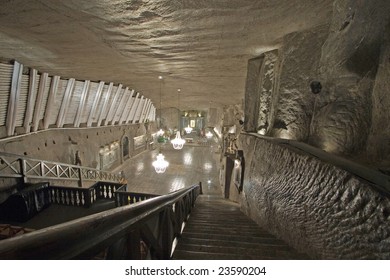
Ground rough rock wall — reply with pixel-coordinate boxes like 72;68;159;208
244;56;265;132
271;25;329;141
244;51;279;134
311;0;390;155
366;24;390;168
240;133;390;259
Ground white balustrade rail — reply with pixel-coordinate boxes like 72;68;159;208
0;152;122;184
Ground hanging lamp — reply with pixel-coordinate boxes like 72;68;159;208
156;76;164;137
152;150;169;173
184;125;192;134
171;88;185;149
153;76;169;173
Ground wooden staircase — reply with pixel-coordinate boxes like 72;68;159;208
172;194;309;260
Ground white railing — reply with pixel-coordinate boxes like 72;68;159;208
0;152;122;184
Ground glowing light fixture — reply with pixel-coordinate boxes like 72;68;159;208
153;75;169;173
152;151;169;173
157;75;164;134
184;125;193;134
157;128;164;136
171;131;185;149
171;88;185;149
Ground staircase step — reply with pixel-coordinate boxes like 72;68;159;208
172;195;309;260
177;236;292;250
180;232;285;244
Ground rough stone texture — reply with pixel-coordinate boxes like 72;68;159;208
366;25;390;169
244;50;279;134
244;56;265;132
257;50;279;135
271;25;329;141
0;0;334;110
240;133;390;259
312;0;390;156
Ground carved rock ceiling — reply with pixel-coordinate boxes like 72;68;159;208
0;0;333;110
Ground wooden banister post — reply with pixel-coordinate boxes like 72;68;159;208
199;181;203;195
19;158;27;184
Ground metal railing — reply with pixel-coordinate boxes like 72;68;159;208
0;184;200;259
0;152;123;184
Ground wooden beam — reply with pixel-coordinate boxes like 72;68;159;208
126;92;140;123
87;81;104;127
97;82;113;127
32;72;48;132
6;61;23;136
56;78;75;128
74;80;90;128
118;89;134;125
104;84;122;126
24;69;38;133
132;96;145;123
140;100;152;123
151;106;156;122
112;87;128;125
43;75;60;129
138;98;149;123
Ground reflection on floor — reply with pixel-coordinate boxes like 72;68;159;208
115;142;221;195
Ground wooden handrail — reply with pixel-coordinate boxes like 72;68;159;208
0;184;200;259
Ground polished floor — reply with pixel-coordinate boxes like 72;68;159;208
114;141;222;196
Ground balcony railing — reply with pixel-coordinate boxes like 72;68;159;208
0;152;123;184
0;184;200;259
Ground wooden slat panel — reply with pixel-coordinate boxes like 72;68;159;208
74;80;90;128
104;84;122;126
37;75;52;121
132;96;145;123
111;87;129;125
97;82;113;127
0;63;13;127
126;92;140;123
6;61;23;136
32;73;49;132
47;79;66;128
80;81;98;125
56;78;75;128
23;69;38;133
15;74;29;128
43;75;60;129
118;89;135;125
140;99;151;123
64;80;83;125
87;81;105;127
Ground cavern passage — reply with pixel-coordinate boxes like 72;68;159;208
1;0;390;259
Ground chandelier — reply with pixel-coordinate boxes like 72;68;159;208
171;131;185;149
184;125;193;134
152;152;169;173
153;75;169;173
171;88;185;149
